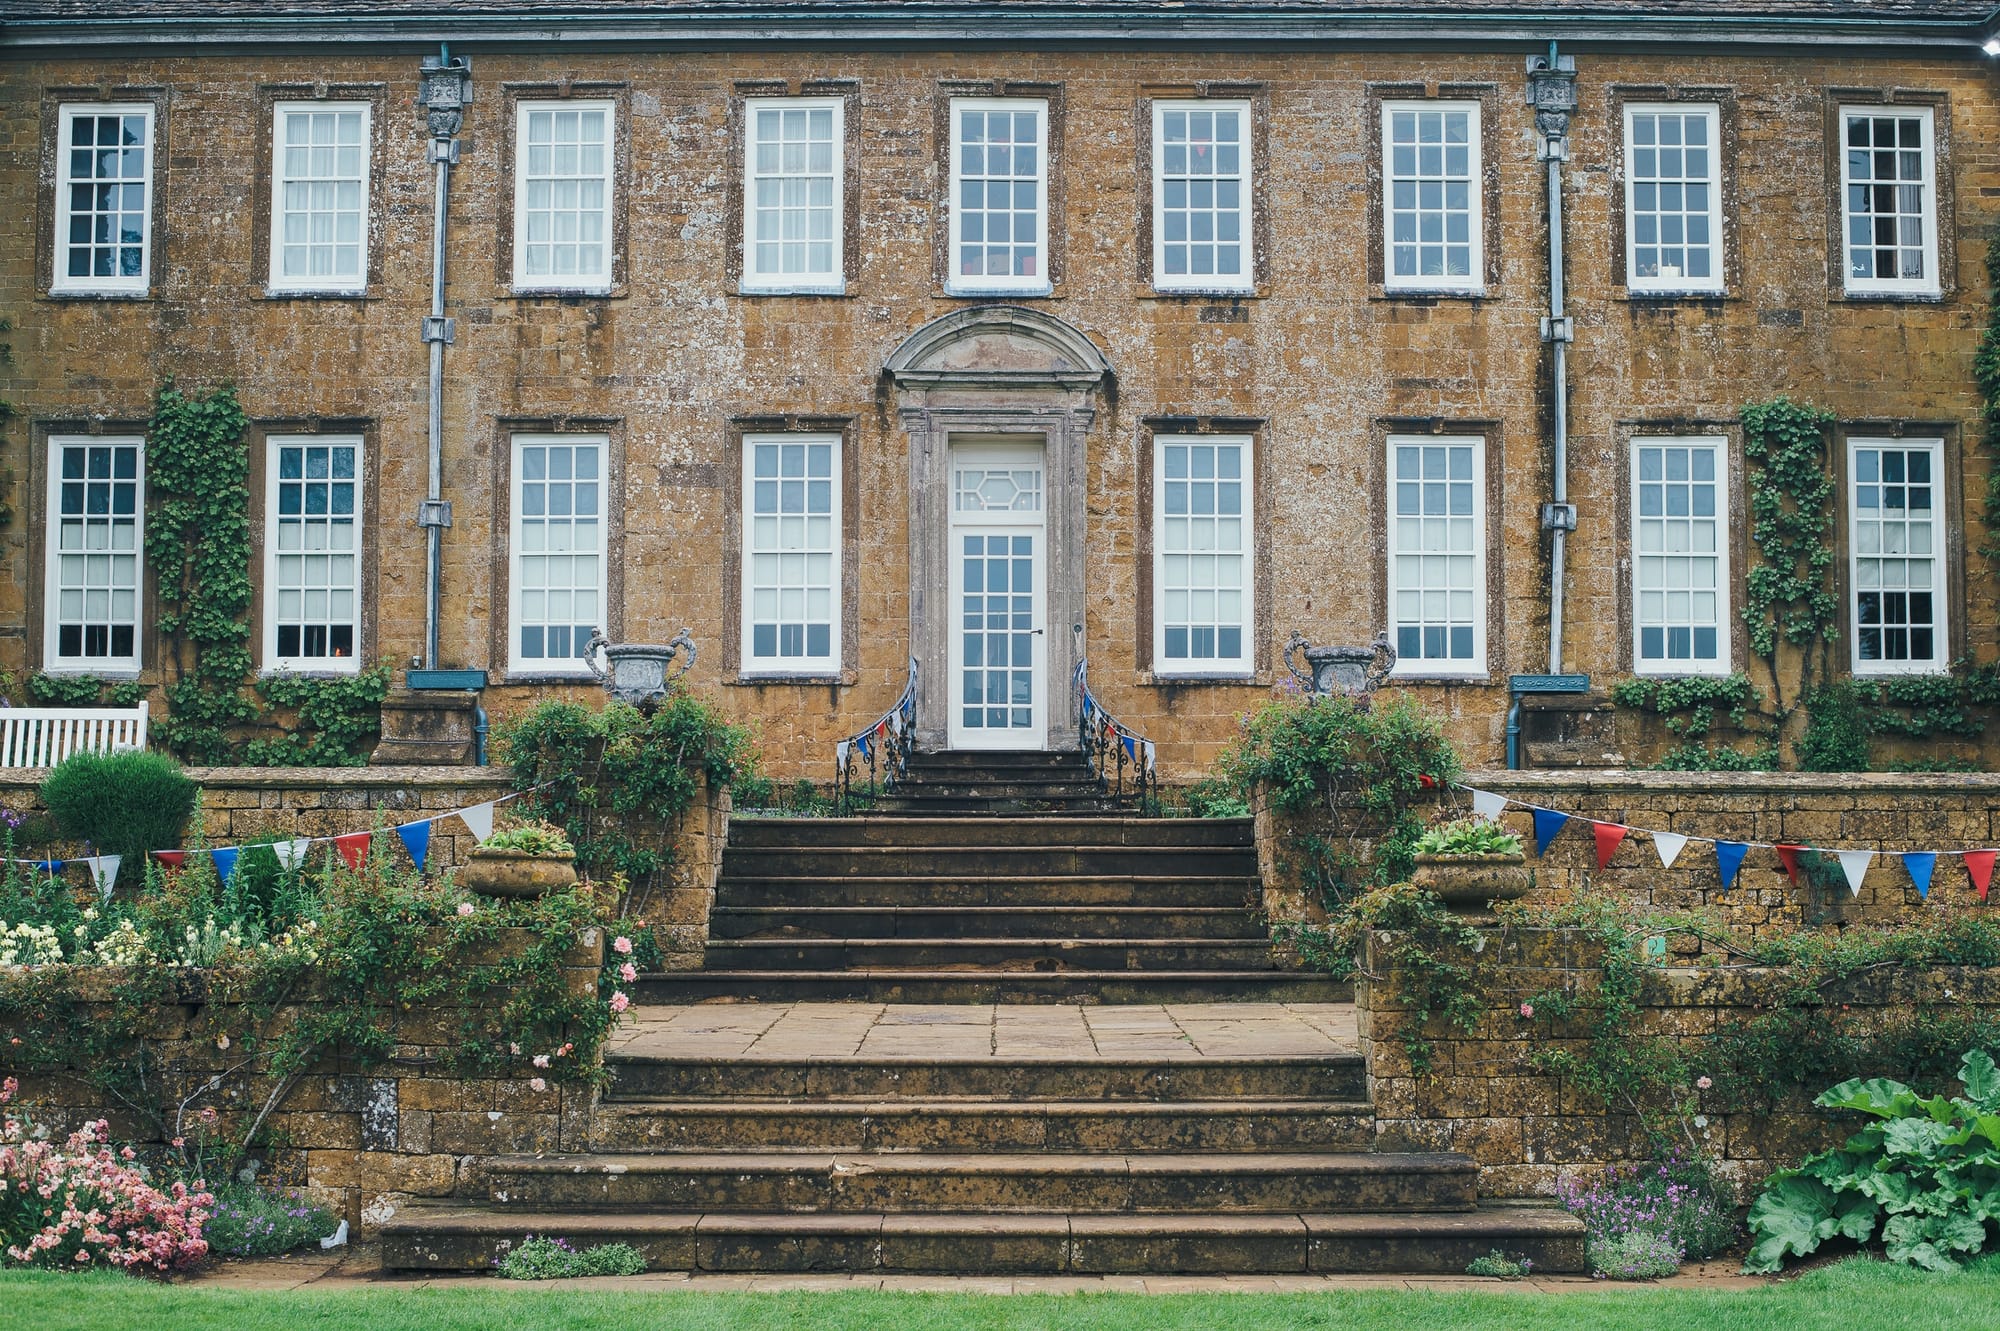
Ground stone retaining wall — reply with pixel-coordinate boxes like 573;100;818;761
1259;769;2000;947
2;928;604;1234
1355;925;2000;1200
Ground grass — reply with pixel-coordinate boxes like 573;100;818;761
5;1257;2000;1331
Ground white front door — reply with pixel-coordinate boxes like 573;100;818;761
947;442;1047;750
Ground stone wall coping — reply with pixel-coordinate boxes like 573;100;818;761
0;764;518;791
1465;768;2000;795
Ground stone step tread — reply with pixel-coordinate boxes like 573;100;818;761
631;971;1351;1004
594;1098;1377;1116
488;1151;1474;1177
707;937;1274;950
711;906;1257;917
379;1203;1586;1274
717;875;1262;887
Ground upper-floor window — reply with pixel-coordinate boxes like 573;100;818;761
1624;104;1723;294
743;97;844;293
741;434;841;675
1152;100;1252;293
1153;436;1253;676
1389;435;1485;674
1382;101;1482;293
45;437;145;672
264;436;362;673
1840;105;1938;297
948;98;1049;296
514;101;614;293
510;435;605;675
53;104;154;296
1849;437;1946;674
269;103;370;294
1631;437;1730;674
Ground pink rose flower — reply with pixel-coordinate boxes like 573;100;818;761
529;1077;547;1093
1518;1002;1534;1019
612;936;633;955
609;991;631;1014
1697;1076;1713;1090
532;1054;550;1069
619;962;638;983
457;902;475;917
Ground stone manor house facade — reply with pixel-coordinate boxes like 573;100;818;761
5;0;2000;775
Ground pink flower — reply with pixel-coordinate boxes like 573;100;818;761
532;1055;550;1069
171;1138;184;1149
612;936;633;955
1697;1076;1713;1090
609;991;631;1014
618;962;638;983
1518;1003;1535;1019
528;1077;547;1093
456;902;475;917
508;1043;521;1056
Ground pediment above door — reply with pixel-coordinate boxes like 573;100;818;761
885;305;1112;393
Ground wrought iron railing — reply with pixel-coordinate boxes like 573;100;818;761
833;657;918;814
1073;656;1158;810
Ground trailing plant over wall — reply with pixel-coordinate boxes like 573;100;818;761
25;673;147;709
500;694;758;917
1608;674;1777;771
1977;236;2000;566
239;665;393;767
1740;396;1840;695
146;382;258;763
0;320;16;532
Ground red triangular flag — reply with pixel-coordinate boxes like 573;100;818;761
1967;850;1996;902
1775;844;1805;886
152;850;185;869
1592;821;1630;872
335;831;372;871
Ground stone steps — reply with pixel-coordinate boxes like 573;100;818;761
480;1150;1479;1214
709;905;1264;941
728;816;1253;849
632;969;1349;1005
381;1204;1586;1275
716;875;1261;909
726;844;1255;878
588;1098;1380;1153
704;937;1281;972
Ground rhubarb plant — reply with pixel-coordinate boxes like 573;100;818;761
1745;1048;2000;1273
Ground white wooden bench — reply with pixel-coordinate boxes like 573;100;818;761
0;702;149;768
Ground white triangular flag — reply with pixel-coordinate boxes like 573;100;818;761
457;801;497;843
836;740;851;769
1143;741;1156;773
1837;849;1875;897
273;839;312;870
1469;788;1507;820
89;855;121;901
1653;832;1690;870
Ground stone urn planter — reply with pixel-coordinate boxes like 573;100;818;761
459;847;579;900
1411;853;1532;914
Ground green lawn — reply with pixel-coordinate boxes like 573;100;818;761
4;1258;1997;1331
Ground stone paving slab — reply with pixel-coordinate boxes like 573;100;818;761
607;1003;1361;1061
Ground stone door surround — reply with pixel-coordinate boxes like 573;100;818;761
886;305;1112;753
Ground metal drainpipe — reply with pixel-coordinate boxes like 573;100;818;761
1528;45;1579;676
417;48;471;672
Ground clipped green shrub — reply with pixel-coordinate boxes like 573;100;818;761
495;1235;646;1279
39;749;197;866
1413;817;1523;857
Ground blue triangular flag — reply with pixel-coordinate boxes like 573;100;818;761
1121;734;1136;762
1531;808;1569;856
856;733;872;761
1904;851;1938;900
1714;840;1750;892
397;819;432;870
34;859;62;876
211;847;239;882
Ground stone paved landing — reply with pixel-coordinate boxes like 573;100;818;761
607;1002;1359;1061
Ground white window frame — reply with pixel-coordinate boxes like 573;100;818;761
51;102;155;297
1150;99;1254;294
1629;435;1732;677
946;97;1051;297
1380;99;1484;295
1622;103;1725;296
740;432;843;677
741;96;846;295
43;435;146;674
512;99;616;294
267;101;372;296
508;433;608;677
261;435;364;675
1847;436;1949;676
1151;434;1255;678
1839;104;1940;298
1387;434;1487;677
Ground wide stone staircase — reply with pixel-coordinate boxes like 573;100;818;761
381;751;1584;1274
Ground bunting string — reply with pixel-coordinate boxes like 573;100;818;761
1458;783;2000;900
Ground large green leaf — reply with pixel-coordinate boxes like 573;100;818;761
1884;1213;1962;1271
1884;1116;1957;1159
1962;1050;2000;1113
1818;1077;1918;1118
1745;1174;1848;1274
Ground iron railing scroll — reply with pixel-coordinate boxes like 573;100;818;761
1073;656;1158;810
833;657;918;815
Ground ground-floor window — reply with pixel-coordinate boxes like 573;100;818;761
1388;434;1484;675
45;436;144;672
1632;436;1729;674
264;435;361;671
741;433;839;675
510;434;604;675
1152;435;1252;676
1849;436;1945;674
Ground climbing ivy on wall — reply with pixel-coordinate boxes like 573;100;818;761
146;381;259;763
1977;236;2000;566
1739;396;1841;701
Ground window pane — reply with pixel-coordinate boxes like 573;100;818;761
1851;443;1941;667
273;106;368;288
518;103;613;287
1390;441;1481;665
515;441;606;668
1633;442;1726;668
746;98;841;284
1155;102;1250;288
1157;441;1250;667
1625;108;1720;290
954;103;1043;285
49;441;143;664
267;441;361;664
1385;105;1478;287
745;438;839;666
58;108;151;288
1844;111;1931;288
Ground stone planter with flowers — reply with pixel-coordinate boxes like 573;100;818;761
1408;816;1531;916
461;820;579;900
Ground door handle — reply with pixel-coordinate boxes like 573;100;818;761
1031;628;1045;635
